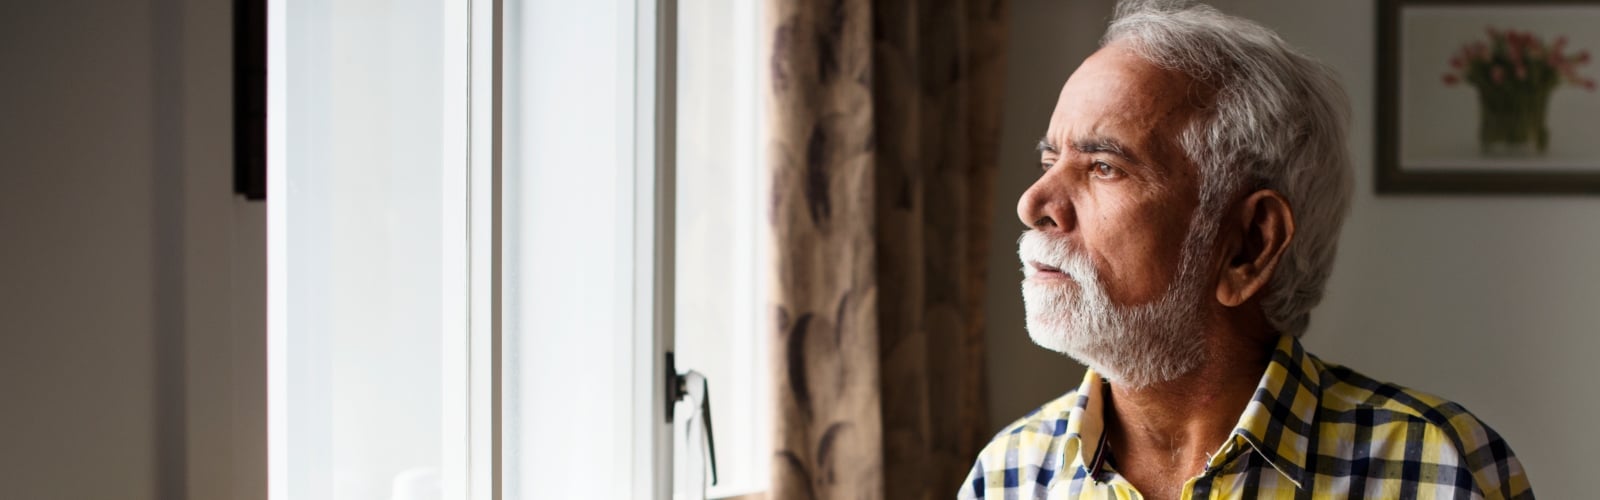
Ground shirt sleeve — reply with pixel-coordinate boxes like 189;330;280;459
1459;424;1533;499
1439;404;1534;500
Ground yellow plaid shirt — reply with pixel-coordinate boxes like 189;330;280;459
959;334;1533;499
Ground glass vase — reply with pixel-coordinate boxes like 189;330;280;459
1477;87;1553;155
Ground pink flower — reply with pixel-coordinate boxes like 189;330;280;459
1443;29;1595;92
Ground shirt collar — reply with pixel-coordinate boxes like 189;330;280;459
1060;368;1107;481
1230;333;1323;489
1063;334;1323;488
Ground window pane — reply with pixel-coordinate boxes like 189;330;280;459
271;0;468;499
673;0;768;496
501;1;655;498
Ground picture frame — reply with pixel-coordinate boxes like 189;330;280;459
1377;0;1600;194
234;0;267;201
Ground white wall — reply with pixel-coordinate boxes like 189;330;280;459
1210;1;1596;497
984;0;1110;430
0;1;262;498
986;0;1595;496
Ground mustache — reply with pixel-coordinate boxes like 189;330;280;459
1017;230;1099;283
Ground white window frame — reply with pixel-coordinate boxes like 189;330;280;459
465;0;503;497
267;0;501;498
266;1;695;498
633;0;678;497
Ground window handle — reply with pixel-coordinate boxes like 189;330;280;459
665;353;718;486
677;371;718;486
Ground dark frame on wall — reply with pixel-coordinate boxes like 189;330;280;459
1377;0;1600;194
234;0;267;201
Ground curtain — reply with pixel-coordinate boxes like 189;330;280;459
765;0;1009;498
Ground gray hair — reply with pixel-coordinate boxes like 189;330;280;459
1103;0;1353;337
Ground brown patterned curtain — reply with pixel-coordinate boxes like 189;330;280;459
765;0;1009;498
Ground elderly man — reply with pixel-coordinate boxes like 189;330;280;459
961;2;1532;499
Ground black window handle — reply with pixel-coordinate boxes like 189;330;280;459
665;353;718;486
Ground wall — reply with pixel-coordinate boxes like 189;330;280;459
2;1;165;496
983;0;1111;430
0;1;262;498
1210;1;1596;497
986;0;1595;497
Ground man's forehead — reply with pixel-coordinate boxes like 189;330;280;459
1042;44;1201;162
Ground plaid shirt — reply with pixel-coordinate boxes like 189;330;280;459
959;334;1533;499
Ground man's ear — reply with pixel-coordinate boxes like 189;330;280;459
1216;189;1295;308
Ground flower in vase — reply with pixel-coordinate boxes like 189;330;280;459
1442;27;1594;93
1441;27;1597;153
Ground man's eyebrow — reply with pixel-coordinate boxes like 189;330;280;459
1039;135;1155;175
1036;136;1139;163
1070;136;1136;162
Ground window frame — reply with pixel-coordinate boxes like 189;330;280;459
265;1;693;498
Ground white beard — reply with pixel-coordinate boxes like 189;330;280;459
1017;219;1216;389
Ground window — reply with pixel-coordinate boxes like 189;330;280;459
267;0;479;498
500;0;663;497
270;0;767;498
672;0;769;497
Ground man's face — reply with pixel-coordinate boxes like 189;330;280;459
1017;42;1218;387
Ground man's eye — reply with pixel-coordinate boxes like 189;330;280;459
1090;161;1121;179
1039;159;1054;173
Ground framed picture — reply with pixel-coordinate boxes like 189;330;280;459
1377;0;1600;194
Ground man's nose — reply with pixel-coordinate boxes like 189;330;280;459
1017;174;1074;232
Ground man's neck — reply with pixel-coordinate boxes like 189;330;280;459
1101;326;1277;499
